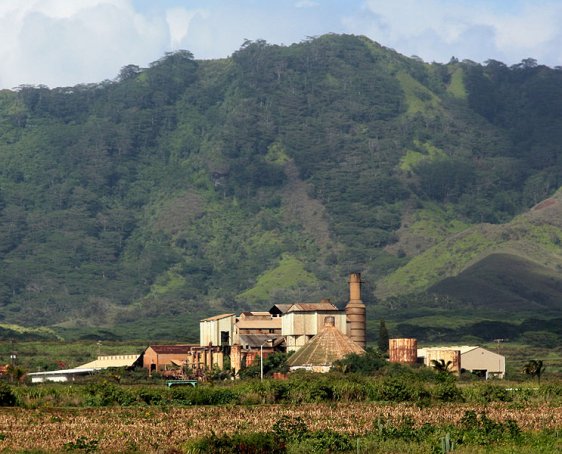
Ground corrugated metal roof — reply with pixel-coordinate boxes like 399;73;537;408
148;345;195;354
236;319;282;329
287;324;364;368
418;346;479;356
200;313;235;321
238;334;281;348
240;311;271;317
288;302;340;312
269;304;293;314
28;368;97;376
77;354;141;369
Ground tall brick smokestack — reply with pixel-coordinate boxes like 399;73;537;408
345;273;366;348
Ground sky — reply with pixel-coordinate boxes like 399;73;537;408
1;0;561;89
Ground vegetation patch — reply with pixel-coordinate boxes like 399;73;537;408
237;254;318;304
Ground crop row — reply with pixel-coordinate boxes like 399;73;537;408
0;402;560;452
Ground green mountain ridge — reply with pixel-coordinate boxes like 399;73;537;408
378;190;562;311
1;34;562;341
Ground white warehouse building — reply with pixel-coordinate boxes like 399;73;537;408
418;346;505;379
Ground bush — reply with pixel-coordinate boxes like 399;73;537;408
458;410;521;445
375;378;430;403
184;431;284;454
85;381;135;406
478;384;512;403
288;429;353;453
136;387;168;405
433;382;464;402
0;382;17;406
171;385;238;405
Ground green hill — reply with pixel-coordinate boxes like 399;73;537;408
1;35;562;341
377;189;562;306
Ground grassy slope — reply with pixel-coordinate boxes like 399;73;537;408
236;254;318;305
376;190;562;311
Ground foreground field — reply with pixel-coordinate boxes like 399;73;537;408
0;402;560;453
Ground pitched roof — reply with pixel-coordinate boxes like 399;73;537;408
201;313;235;322
418;346;480;356
77;354;141;369
287;301;340;312
269;304;293;314
238;334;283;348
236;318;282;329
147;345;195;354
287;319;364;368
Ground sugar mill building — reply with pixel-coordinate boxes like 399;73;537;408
197;273;368;374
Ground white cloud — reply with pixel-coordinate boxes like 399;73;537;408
348;0;562;66
1;1;562;89
0;0;169;88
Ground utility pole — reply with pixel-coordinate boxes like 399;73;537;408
493;338;506;378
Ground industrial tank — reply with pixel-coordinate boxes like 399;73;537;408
388;338;418;364
424;348;461;375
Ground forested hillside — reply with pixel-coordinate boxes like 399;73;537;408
1;34;561;341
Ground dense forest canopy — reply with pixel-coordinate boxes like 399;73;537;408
1;34;562;341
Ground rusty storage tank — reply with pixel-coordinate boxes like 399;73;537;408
389;338;418;364
424;348;461;375
345;273;366;349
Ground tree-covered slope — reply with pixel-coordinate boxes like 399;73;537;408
1;34;562;340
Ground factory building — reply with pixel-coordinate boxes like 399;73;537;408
198;273;368;374
281;300;346;352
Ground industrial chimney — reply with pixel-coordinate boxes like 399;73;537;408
345;273;366;348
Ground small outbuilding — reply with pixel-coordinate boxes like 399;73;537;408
418;345;505;379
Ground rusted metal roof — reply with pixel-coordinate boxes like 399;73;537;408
240;311;271;318
148;345;195;354
238;334;283;348
236;318;282;329
269;304;293;315
200;313;235;322
287;302;340;312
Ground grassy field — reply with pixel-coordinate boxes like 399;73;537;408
0;340;147;371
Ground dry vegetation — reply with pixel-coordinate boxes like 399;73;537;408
0;402;560;453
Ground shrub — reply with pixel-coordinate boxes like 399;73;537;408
171;386;238;405
288;429;353;453
458;410;521;445
478;384;512;403
0;382;17;406
85;381;135;406
433;382;464;402
376;378;430;403
136;387;168;405
272;416;308;443
185;431;284;453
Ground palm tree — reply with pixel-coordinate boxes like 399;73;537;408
431;359;453;373
523;360;546;385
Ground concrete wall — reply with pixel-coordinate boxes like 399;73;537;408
283;311;346;352
200;315;235;346
143;348;190;371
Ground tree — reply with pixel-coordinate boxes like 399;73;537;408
378;320;389;353
332;348;386;374
523;359;546;385
431;359;453;374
